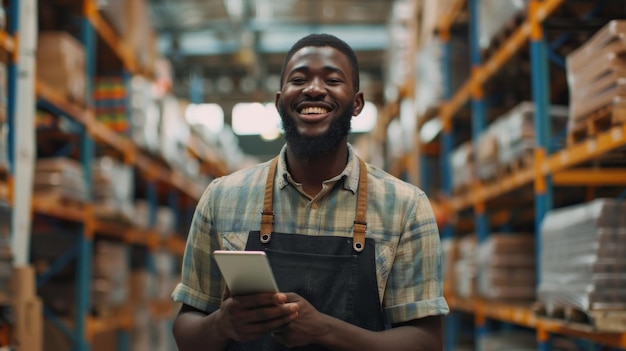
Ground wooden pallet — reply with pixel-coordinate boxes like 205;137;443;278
534;303;626;333
567;102;626;146
32;190;86;219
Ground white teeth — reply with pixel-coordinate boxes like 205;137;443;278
301;107;328;114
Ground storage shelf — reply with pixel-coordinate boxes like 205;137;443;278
83;0;139;74
441;0;567;123
31;195;87;222
437;0;467;35
150;299;176;320
447;295;626;348
86;309;133;341
36;79;217;200
0;30;15;53
450;124;626;211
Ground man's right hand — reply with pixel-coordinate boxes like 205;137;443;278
219;292;300;342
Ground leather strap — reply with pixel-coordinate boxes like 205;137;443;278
260;155;368;253
352;158;368;252
260;156;279;243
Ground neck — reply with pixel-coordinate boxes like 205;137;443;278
285;142;349;197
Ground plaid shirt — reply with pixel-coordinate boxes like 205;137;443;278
172;144;449;324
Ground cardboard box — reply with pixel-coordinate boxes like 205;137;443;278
13;298;43;351
36;31;86;104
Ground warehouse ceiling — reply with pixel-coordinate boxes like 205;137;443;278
147;0;396;107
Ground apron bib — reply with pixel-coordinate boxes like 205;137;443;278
227;157;386;351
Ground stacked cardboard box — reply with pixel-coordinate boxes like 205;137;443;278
92;156;134;223
10;267;43;351
477;234;536;302
454;235;478;298
92;241;129;314
36;32;85;104
475;102;568;182
566;20;626;129
538;198;626;315
34;158;88;203
450;141;474;193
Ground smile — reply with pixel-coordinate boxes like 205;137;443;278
300;106;329;115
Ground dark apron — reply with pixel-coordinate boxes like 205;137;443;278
227;156;386;351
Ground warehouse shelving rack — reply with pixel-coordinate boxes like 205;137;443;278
425;0;626;350
2;1;225;350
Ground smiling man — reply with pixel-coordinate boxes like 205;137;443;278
171;33;449;351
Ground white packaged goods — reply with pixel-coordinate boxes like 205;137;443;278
451;141;473;192
34;158;88;202
539;199;626;313
92;156;135;223
566;20;626;123
478;0;527;49
477;234;536;301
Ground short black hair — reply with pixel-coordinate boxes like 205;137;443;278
279;33;360;92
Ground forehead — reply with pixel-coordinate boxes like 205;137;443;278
285;46;352;75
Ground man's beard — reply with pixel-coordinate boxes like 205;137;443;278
279;102;353;160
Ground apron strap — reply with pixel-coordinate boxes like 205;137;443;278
352;158;368;252
259;155;368;253
260;156;279;243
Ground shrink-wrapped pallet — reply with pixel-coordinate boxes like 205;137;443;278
477;234;536;301
454;235;478;298
92;156;135;223
566;20;626;129
450;141;473;192
34;158;88;202
538;198;626;314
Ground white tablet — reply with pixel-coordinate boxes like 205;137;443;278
213;250;279;296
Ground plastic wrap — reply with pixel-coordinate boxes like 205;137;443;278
478;0;527;49
451;141;473;191
477;234;536;301
538;199;626;313
34;157;88;202
454;235;478;298
566;20;626;121
92;156;135;222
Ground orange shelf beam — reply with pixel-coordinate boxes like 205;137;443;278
31;195;86;223
86;308;133;341
447;295;626;348
442;0;567;120
86;114;137;164
167;236;186;256
437;0;466;35
450;124;626;211
35;80;89;125
0;181;8;203
83;0;137;73
545;124;626;175
0;30;15;53
553;168;626;186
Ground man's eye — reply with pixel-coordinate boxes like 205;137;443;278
290;78;306;84
327;78;342;84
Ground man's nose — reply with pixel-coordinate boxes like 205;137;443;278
303;78;326;96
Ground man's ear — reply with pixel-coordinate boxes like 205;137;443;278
275;91;281;110
352;91;365;116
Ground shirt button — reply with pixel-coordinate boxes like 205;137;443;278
311;202;319;209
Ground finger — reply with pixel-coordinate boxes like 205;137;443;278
233;293;286;308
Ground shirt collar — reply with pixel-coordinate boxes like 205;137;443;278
276;143;360;194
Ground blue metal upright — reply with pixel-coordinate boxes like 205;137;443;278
6;0;19;171
529;1;554;350
468;0;488;244
440;25;459;351
468;0;491;346
76;9;97;351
